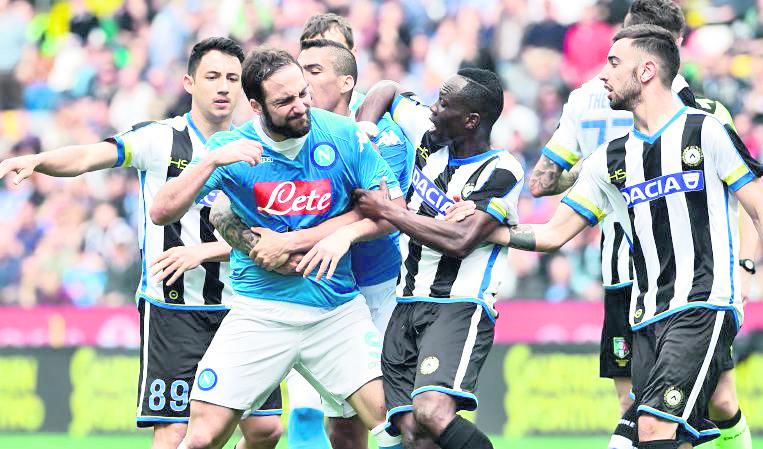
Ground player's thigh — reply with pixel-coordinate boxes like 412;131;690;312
298;297;383;405
380;303;419;434
136;297;227;427
636;308;736;440
600;286;633;379
190;300;297;412
413;301;494;413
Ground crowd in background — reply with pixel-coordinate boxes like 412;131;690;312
1;0;762;306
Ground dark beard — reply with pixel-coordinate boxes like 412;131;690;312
609;72;641;111
262;108;311;138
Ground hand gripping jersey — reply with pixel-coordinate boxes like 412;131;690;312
542;75;738;288
192;108;402;308
107;113;232;309
349;91;416;287
563;106;762;329
389;94;525;316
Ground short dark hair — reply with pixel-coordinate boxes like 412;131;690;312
455;68;504;129
187;37;245;77
613;24;680;88
624;0;685;39
242;46;300;104
300;13;354;50
300;39;358;83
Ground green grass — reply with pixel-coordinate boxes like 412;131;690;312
2;433;760;448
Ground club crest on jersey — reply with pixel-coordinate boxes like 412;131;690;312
613;337;630;360
311;143;337;169
462;183;476;198
254;180;332;216
420;356;440;375
681;146;703;167
197;368;217;391
411;166;453;215
663;386;684;409
198;189;221;207
620;171;704;208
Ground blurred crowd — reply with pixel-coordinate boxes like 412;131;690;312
1;0;762;307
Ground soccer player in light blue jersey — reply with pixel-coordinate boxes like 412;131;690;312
150;47;403;449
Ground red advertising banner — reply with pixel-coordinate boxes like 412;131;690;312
1;301;762;347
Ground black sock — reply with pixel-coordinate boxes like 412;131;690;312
714;408;742;429
614;402;638;443
434;416;493;449
638;440;679;449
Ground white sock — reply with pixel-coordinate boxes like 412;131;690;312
608;434;636;449
371;422;402;449
177;439;188;449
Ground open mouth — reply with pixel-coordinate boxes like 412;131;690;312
213;98;229;108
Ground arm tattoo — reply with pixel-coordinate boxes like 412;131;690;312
527;157;579;196
508;225;536;251
210;194;259;254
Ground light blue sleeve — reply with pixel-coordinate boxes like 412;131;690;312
374;116;415;193
348;123;403;199
189;131;238;203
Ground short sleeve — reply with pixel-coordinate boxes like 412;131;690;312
351;123;403;200
373;117;415;192
390;93;432;147
465;155;524;225
562;155;612;226
189;131;238;203
541;95;582;170
702;117;759;191
105;121;160;171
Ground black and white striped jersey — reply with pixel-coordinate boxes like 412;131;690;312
107;113;231;309
563;106;761;329
390;94;524;314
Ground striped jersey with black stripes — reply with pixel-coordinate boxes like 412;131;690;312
107;114;231;308
390;94;525;313
563;106;762;329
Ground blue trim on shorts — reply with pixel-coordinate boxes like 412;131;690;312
136;416;188;424
477;246;501;300
396;296;496;324
139;293;230;311
630;303;737;331
410;386;478;410
604;281;633;290
637;405;719;441
249;409;283;416
386;405;413;422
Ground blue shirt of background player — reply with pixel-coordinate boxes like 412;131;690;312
350;112;414;287
194;107;401;308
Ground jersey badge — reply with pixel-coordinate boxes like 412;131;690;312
417;144;430;161
609;169;627;183
681;146;703;167
462;182;476;199
420;356;440;375
663;386;684;410
311;143;337;169
612;336;630;361
197;368;218;391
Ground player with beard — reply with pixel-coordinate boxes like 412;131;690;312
150;46;404;449
450;25;763;449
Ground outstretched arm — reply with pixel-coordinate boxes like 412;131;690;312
355;80;406;124
150;139;262;226
487;203;590;252
527;154;582;197
0;142;119;185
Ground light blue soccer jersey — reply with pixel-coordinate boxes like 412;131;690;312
350;91;415;286
195;108;402;308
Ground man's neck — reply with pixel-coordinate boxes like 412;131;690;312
632;88;682;136
449;132;492;159
189;108;231;140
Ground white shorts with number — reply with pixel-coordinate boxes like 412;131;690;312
190;294;383;412
321;277;396;418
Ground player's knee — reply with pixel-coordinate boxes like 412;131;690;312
241;416;283;448
709;390;738;421
152;422;187;448
412;392;456;436
637;414;677;441
182;429;219;449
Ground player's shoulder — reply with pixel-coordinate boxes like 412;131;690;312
309;108;364;147
206;125;249;150
374;114;407;146
493;149;525;178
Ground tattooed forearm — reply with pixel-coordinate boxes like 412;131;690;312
527;156;580;197
508;225;536;251
210;194;259;254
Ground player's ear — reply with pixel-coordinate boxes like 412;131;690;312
464;112;480;130
250;98;263;115
182;74;194;95
640;60;658;84
339;75;355;95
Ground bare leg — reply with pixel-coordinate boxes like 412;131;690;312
235;414;283;449
182;400;242;449
152;423;187;449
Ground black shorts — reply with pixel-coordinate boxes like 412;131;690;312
600;285;633;379
631;307;737;443
136;297;282;427
382;301;494;431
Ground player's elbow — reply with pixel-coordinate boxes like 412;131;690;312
149;203;175;226
527;180;545;198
